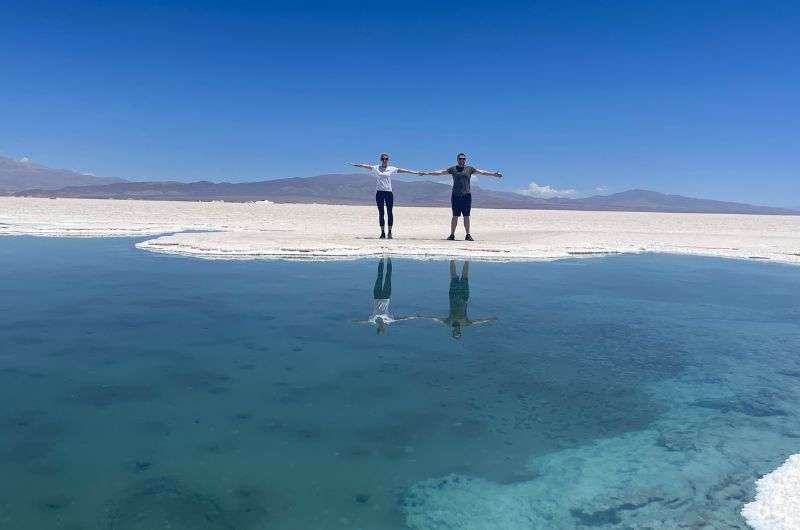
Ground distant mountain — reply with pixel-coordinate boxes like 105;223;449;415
565;189;798;215
14;173;798;215
14;174;544;208
0;155;125;194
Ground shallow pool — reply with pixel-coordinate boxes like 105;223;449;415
0;237;798;529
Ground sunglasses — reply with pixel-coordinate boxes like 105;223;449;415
381;157;389;161
458;158;466;161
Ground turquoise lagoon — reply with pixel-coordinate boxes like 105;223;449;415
0;236;799;529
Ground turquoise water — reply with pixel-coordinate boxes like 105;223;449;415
1;237;799;529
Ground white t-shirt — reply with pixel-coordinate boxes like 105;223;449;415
371;165;398;192
369;298;396;324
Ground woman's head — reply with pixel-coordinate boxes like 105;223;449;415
379;153;390;165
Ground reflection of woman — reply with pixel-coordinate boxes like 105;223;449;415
427;261;496;339
354;258;419;334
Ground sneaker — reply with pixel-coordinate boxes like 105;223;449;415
446;234;455;241
465;234;474;241
387;232;393;239
380;233;386;239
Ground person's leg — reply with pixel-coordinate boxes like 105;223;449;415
386;192;394;237
374;259;384;299
449;194;459;239
383;258;392;296
463;195;473;240
376;191;386;236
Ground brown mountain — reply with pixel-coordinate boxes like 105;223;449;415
14;173;798;215
0;155;124;193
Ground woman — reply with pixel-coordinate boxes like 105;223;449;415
352;258;421;335
351;154;424;239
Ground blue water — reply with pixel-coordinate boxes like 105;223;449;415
1;237;799;529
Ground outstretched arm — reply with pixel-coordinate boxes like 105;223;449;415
351;163;374;170
473;168;502;178
468;317;498;325
413;316;448;324
395;167;426;176
423;168;450;176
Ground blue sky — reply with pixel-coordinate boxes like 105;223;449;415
1;1;798;205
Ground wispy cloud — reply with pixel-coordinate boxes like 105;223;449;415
19;156;31;163
517;181;579;198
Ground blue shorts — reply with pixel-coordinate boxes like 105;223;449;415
451;193;472;217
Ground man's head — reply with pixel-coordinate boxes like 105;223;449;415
451;322;462;339
376;317;387;335
456;153;466;167
379;153;390;166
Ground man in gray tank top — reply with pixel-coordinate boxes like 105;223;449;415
422;153;502;241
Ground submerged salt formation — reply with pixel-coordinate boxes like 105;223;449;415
402;363;800;529
741;454;800;530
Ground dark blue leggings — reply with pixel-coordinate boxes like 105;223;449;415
376;190;394;227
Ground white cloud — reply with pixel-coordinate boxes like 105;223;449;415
19;157;31;163
518;181;578;198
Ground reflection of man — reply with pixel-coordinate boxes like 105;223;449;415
429;261;497;339
353;258;419;335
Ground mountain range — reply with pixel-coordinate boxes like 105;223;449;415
3;155;797;215
0;155;123;194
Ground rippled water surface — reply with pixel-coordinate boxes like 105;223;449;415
1;237;799;529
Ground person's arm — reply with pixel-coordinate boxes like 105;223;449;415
351;163;374;170
473;168;502;178
395;167;426;176
404;315;447;324
393;315;427;322
468;317;497;325
423;168;450;176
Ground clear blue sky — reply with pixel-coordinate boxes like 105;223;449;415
1;1;798;205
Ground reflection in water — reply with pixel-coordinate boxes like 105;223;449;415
3;238;800;529
354;257;418;334
428;260;497;339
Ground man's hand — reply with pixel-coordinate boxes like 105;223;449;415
494;171;503;178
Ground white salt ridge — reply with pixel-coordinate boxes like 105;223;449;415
2;197;799;263
742;454;800;530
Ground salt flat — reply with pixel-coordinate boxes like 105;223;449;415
1;197;799;263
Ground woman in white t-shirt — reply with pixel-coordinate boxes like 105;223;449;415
352;153;424;239
352;258;422;335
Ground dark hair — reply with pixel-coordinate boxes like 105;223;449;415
457;153;466;158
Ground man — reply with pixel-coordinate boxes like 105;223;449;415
423;153;502;241
423;260;497;339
